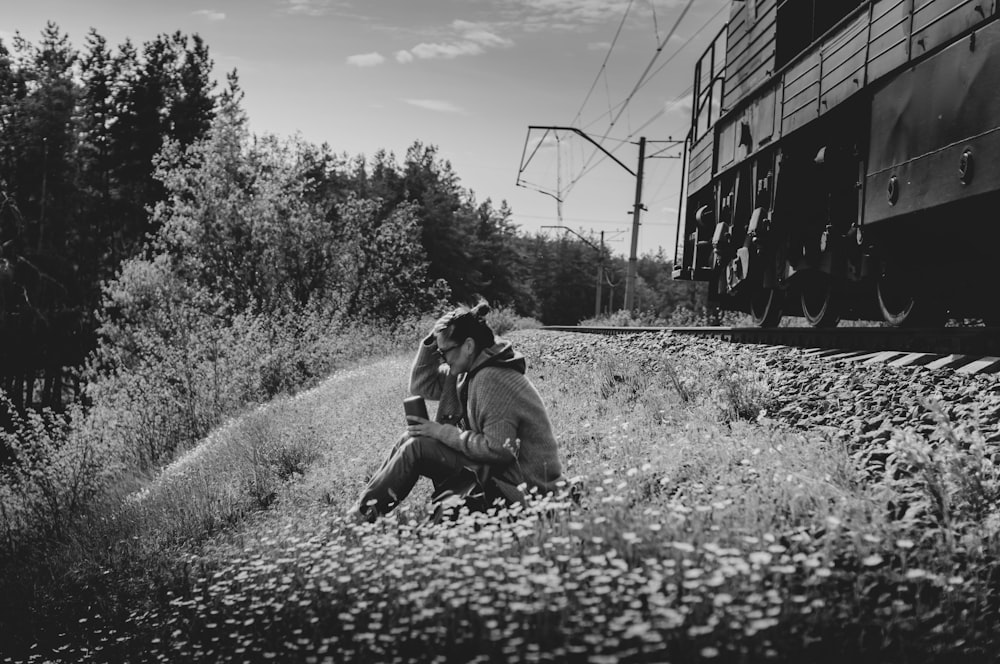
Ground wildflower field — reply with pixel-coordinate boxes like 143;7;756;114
4;329;1000;663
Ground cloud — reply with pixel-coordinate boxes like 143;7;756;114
587;41;611;51
452;20;513;48
346;52;386;67
284;0;334;16
396;19;513;63
403;99;465;113
281;0;371;21
666;93;693;116
193;9;226;21
537;134;561;149
410;41;485;59
487;0;693;32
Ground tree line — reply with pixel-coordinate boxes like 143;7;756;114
0;24;703;414
0;23;219;409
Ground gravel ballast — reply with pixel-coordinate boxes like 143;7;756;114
510;328;1000;479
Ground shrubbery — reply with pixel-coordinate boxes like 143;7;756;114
486;305;542;337
579;305;756;328
0;394;113;555
0;95;458;609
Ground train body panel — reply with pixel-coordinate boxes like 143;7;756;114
868;0;912;81
724;0;778;110
866;17;1000;223
674;0;1000;326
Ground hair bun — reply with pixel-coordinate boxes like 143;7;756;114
471;302;491;319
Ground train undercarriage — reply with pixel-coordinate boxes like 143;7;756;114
698;159;1000;327
689;101;1000;327
674;0;1000;328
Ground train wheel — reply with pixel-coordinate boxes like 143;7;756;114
876;272;941;326
749;286;783;328
800;271;841;328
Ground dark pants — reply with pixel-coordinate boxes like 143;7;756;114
356;434;482;516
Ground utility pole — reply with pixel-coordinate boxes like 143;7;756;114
624;137;646;311
519;128;680;314
596;230;604;317
556;133;563;224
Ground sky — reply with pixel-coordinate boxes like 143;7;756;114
5;0;731;259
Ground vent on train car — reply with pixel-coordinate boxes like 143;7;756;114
959;149;974;186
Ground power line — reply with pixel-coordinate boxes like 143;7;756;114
564;1;727;199
516;0;729;252
564;0;697;197
571;0;635;129
566;88;691;192
578;3;728;135
519;2;726;196
515;211;677;228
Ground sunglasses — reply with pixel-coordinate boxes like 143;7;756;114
435;343;462;361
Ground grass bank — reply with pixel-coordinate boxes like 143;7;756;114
4;330;999;663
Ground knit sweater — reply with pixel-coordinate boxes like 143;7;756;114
409;337;563;494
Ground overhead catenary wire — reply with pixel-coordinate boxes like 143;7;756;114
565;3;729;193
517;127;554;183
521;84;696;204
579;2;728;135
516;0;728;230
566;87;692;195
519;113;682;207
514;211;676;228
563;0;698;198
519;2;725;187
645;158;681;209
571;0;635;129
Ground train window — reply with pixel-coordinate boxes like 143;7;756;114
776;0;866;68
692;27;728;141
815;0;865;37
776;0;812;68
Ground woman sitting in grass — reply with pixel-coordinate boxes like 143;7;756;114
352;302;563;520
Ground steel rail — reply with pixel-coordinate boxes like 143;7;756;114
540;325;1000;359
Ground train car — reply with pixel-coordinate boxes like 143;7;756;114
672;0;1000;327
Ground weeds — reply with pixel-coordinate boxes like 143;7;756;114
3;330;999;663
0;314;424;659
880;401;1000;544
486;305;541;337
711;358;775;423
0;394;117;554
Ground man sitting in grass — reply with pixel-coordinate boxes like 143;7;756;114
352;302;562;520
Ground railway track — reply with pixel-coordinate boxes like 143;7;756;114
540;325;1000;374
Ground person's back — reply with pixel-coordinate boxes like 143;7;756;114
463;359;561;497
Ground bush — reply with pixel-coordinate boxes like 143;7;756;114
579;309;668;327
0;301;424;563
486;305;541;337
0;393;120;556
579;307;757;328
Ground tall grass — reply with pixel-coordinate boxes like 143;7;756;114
3;330;995;662
0;308;437;653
